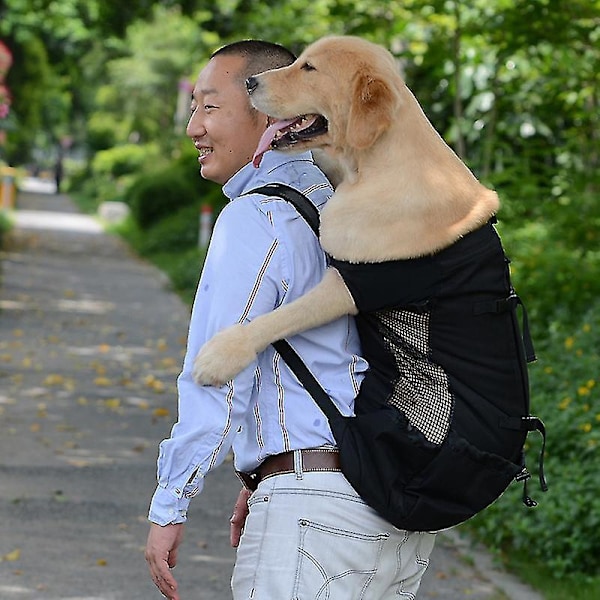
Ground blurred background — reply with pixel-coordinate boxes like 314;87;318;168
1;2;598;598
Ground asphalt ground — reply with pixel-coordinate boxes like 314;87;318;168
0;182;544;599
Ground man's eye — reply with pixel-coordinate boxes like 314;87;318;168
301;62;316;71
204;105;217;110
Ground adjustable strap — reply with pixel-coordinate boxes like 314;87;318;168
474;292;536;362
246;185;338;420
501;415;549;506
247;183;320;237
272;339;341;424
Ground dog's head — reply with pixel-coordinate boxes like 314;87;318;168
249;36;403;167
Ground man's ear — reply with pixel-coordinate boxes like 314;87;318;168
346;72;395;150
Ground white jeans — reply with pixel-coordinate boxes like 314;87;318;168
231;464;436;599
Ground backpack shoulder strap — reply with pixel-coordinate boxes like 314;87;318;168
272;338;341;422
246;184;340;420
246;183;320;237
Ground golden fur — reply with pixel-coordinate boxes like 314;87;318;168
193;36;499;386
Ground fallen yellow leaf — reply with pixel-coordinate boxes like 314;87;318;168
44;374;65;386
152;407;170;418
1;548;21;562
104;398;121;409
144;374;165;393
93;376;112;386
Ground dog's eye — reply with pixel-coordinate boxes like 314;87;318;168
301;62;316;72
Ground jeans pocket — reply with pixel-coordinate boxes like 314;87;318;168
292;519;388;600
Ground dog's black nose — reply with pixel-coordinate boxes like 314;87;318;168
246;76;258;95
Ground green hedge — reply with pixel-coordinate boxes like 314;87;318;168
92;143;160;179
467;302;599;577
125;146;223;230
0;210;12;245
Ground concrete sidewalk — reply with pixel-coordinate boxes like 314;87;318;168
0;185;543;599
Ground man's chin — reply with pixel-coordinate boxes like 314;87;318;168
199;163;229;186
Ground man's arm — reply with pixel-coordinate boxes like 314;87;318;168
193;267;357;386
145;523;184;600
148;198;283;525
230;487;252;548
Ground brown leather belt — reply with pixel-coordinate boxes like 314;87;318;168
237;449;341;491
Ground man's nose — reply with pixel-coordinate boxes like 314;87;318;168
186;108;205;137
246;76;258;95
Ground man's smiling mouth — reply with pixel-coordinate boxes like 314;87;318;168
196;146;214;160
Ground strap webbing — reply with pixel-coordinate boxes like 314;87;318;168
247;184;340;421
474;293;536;362
272;339;341;422
247;183;320;237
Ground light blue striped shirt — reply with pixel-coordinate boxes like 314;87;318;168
149;151;367;526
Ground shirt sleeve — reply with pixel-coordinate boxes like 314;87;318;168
148;197;284;525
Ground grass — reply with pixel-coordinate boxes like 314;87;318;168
501;549;600;600
0;208;13;242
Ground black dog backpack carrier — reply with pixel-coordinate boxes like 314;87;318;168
250;183;548;532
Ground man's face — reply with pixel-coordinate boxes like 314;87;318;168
187;54;267;185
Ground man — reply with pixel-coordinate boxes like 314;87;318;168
145;40;435;600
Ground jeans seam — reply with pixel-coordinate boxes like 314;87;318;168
292;518;388;599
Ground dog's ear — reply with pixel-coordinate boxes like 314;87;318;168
346;71;395;150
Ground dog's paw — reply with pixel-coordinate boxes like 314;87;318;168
192;324;258;386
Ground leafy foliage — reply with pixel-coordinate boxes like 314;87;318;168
468;304;600;577
0;208;12;247
124;149;223;230
3;0;600;583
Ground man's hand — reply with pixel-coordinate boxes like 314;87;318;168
230;487;252;548
145;522;185;600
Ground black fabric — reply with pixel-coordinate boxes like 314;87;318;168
332;224;532;458
253;184;547;531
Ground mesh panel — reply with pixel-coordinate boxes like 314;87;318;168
377;308;452;445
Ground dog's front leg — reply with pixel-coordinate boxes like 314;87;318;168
193;268;357;386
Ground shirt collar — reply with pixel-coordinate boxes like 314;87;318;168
223;150;314;201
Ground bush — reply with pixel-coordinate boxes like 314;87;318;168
0;210;12;254
497;219;600;342
151;246;207;305
129;202;203;254
467;302;600;577
126;162;222;230
114;206;208;305
92;143;160;179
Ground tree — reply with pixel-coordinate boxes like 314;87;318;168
102;6;218;146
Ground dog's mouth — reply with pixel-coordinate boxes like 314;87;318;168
253;114;328;167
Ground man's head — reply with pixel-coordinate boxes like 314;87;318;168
187;40;296;184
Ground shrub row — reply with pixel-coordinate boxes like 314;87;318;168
467;302;599;577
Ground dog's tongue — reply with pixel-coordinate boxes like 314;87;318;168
253;118;297;167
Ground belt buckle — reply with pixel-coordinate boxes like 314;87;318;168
236;470;259;491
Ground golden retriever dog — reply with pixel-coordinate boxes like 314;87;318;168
191;37;548;527
191;35;500;389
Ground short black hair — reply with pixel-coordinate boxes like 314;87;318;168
211;40;296;85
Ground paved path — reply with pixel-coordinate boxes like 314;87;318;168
0;183;544;599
